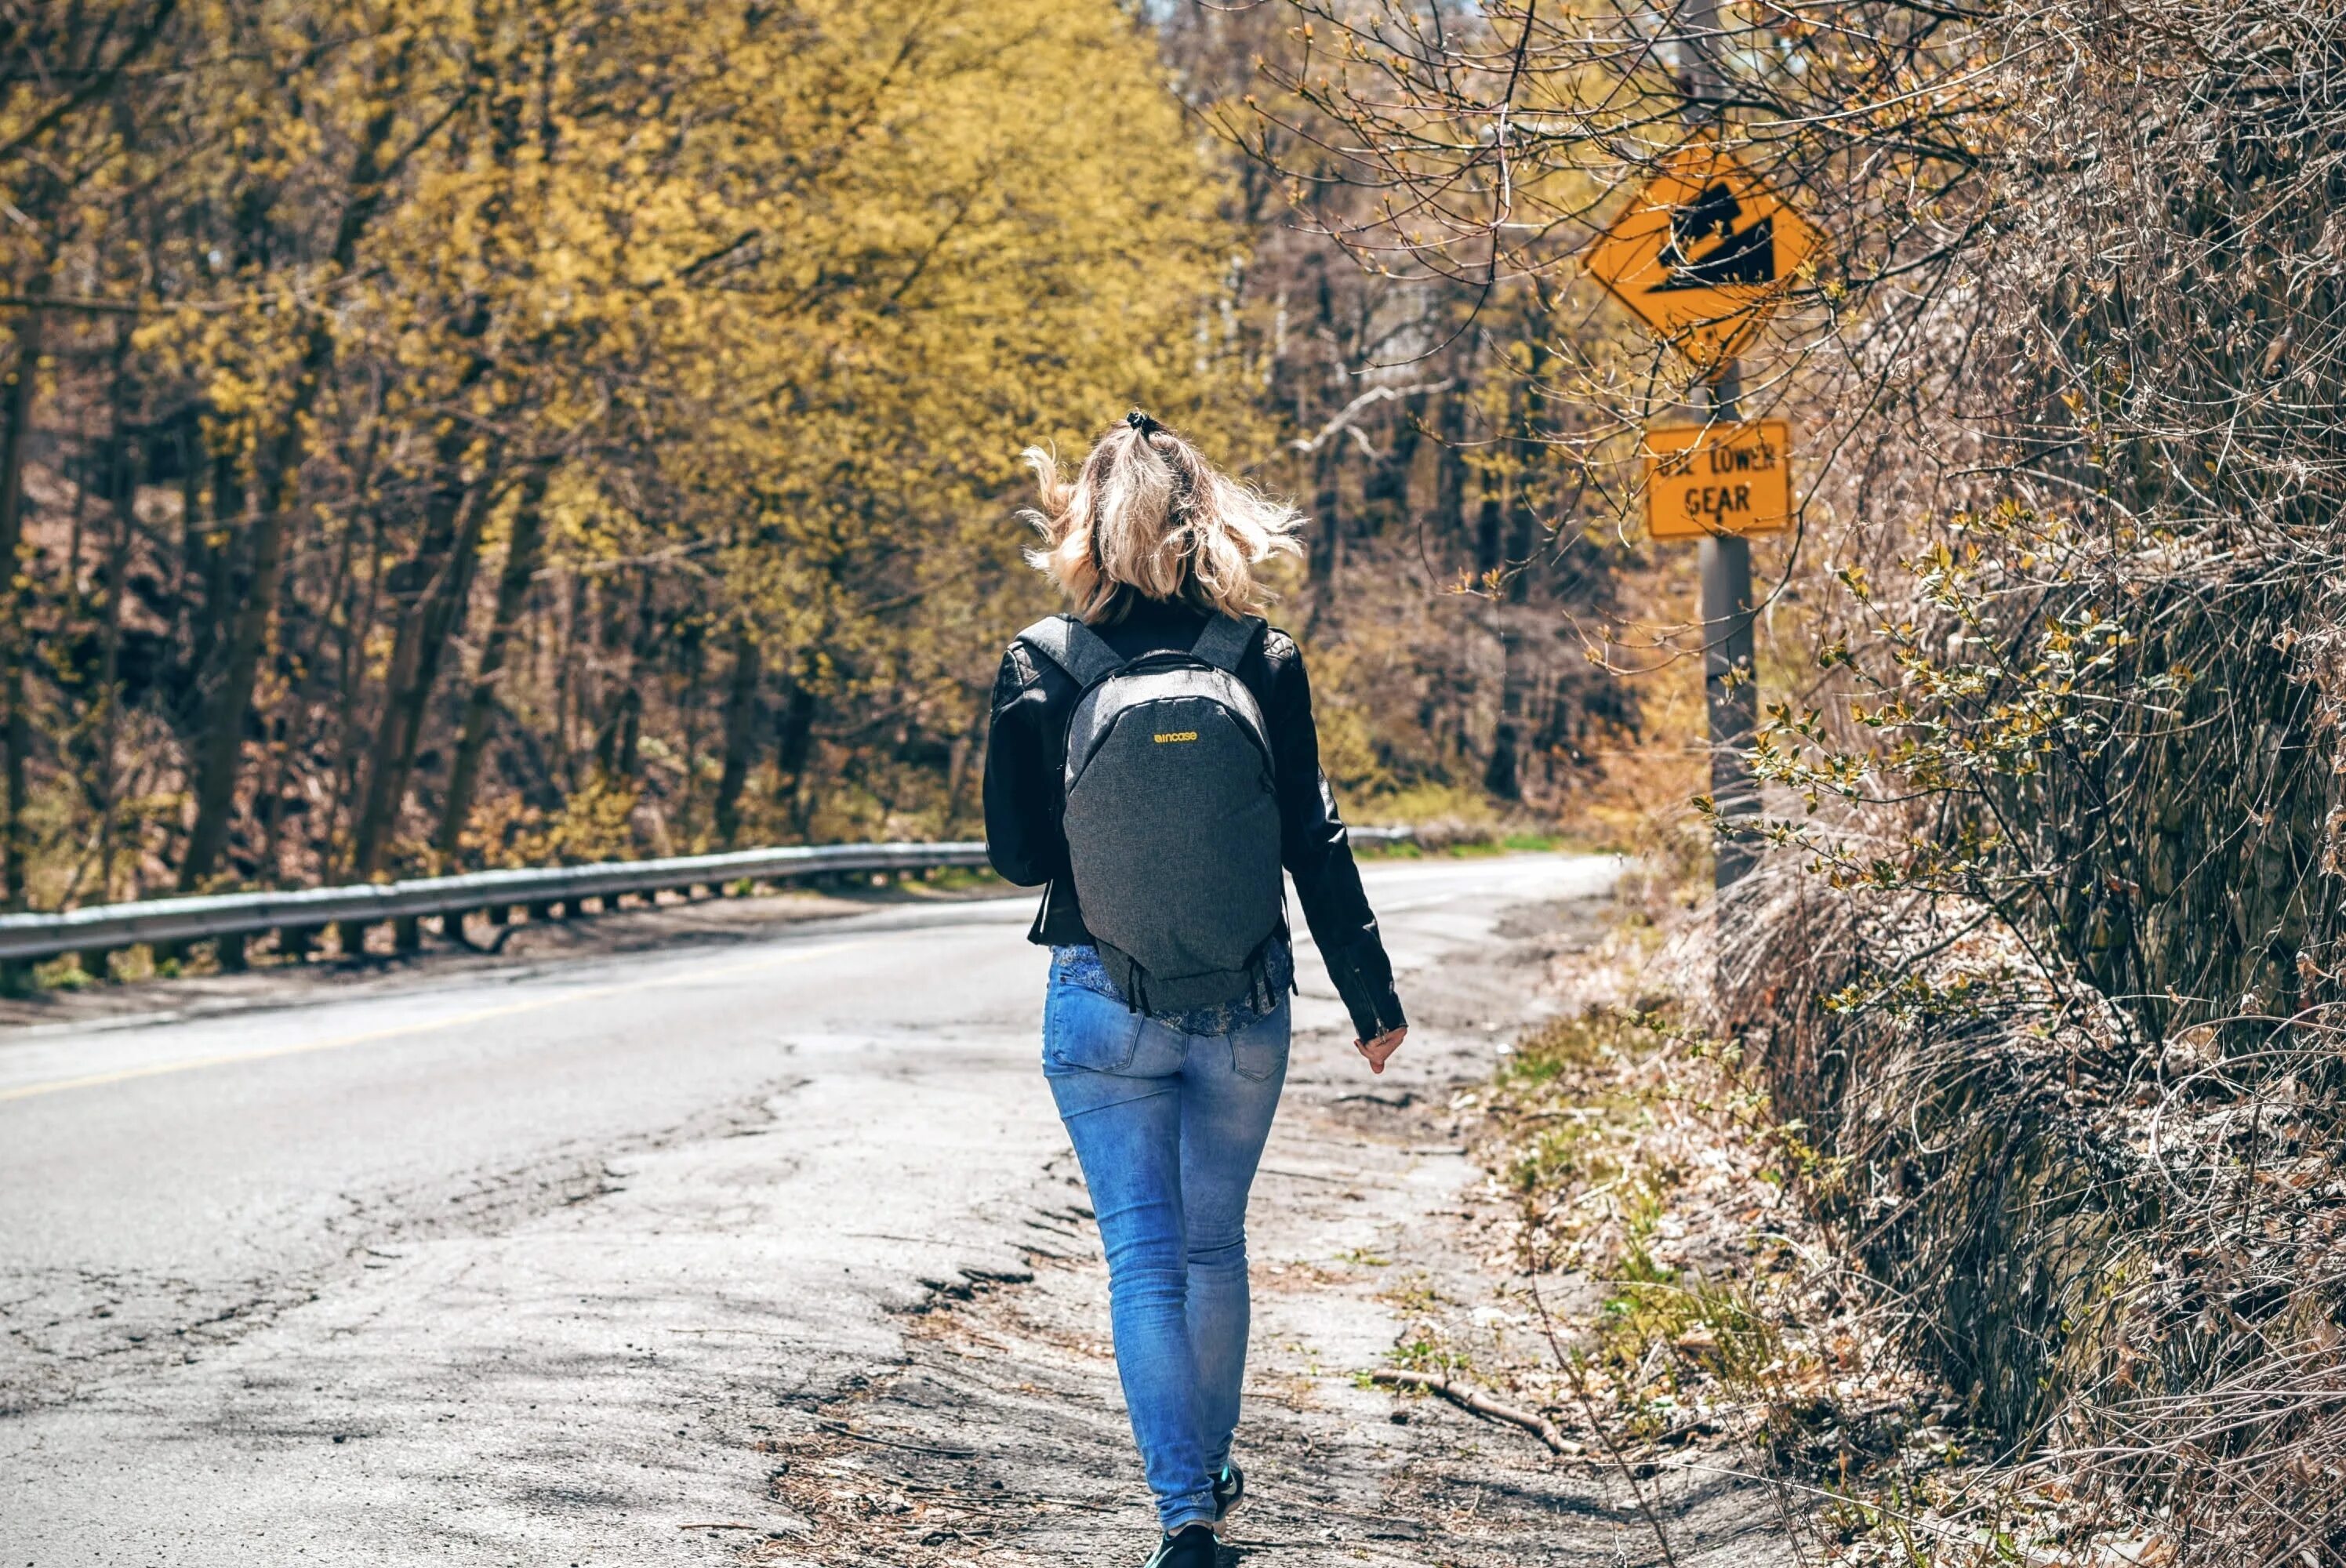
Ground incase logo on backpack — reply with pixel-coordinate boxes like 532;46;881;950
1014;611;1284;1015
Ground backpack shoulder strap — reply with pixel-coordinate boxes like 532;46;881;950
1015;613;1126;688
1188;613;1266;674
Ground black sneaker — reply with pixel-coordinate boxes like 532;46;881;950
1142;1523;1218;1567
1211;1461;1244;1525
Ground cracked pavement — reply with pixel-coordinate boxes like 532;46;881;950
1;855;1789;1566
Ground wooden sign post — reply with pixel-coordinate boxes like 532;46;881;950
1581;5;1816;888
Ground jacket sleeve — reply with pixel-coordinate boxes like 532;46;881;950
981;644;1064;887
1263;639;1407;1041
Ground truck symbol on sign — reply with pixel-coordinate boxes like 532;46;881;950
1651;183;1776;290
1581;140;1820;368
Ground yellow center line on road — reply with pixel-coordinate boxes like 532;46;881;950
0;937;883;1105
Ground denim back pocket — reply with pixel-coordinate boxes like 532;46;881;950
1227;1000;1291;1083
1043;980;1146;1075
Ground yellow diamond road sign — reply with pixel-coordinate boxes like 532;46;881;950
1585;142;1819;368
1643;419;1795;539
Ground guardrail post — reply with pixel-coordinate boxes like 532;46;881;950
0;957;26;996
216;933;249;973
392;915;422;953
281;925;314;961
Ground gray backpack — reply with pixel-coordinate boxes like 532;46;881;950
1016;612;1284;1014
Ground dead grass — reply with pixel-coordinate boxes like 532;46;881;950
1436;875;2338;1566
1421;899;2179;1566
1470;1002;1936;1468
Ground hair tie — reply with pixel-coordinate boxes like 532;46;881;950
1128;409;1194;522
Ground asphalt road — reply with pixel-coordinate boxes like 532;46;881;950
0;853;1619;1565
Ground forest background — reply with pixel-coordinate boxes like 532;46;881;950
0;0;1666;920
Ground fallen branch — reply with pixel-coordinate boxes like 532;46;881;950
1367;1368;1575;1454
1524;1276;1684;1568
814;1417;977;1458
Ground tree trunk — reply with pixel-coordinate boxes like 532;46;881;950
94;330;138;902
942;702;985;827
349;464;497;877
593;573;656;782
1505;476;1537;605
178;408;309;889
437;463;550;862
773;664;816;837
1309;441;1342;586
0;279;43;907
1484;672;1523;800
179;86;410;891
1364;405;1418;529
324;506;387;873
262;376;383;884
674;621;706;846
1435;390;1470;550
1474;470;1504;580
255;501;354;882
182;443;241;720
554;571;586;789
712;624;762;849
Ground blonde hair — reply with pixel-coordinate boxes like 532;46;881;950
1021;412;1305;623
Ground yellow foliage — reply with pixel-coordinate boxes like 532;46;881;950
3;0;1261;884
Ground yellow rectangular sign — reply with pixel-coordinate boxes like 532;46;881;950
1643;419;1795;540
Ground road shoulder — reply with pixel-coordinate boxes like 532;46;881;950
735;883;1790;1566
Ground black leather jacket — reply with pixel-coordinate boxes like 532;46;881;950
982;597;1405;1042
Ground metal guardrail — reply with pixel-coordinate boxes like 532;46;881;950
0;827;1414;970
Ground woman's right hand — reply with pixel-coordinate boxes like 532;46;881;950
1356;1026;1407;1075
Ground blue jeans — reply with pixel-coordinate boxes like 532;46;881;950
1041;970;1291;1534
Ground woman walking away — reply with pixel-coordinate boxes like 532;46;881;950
984;412;1409;1567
